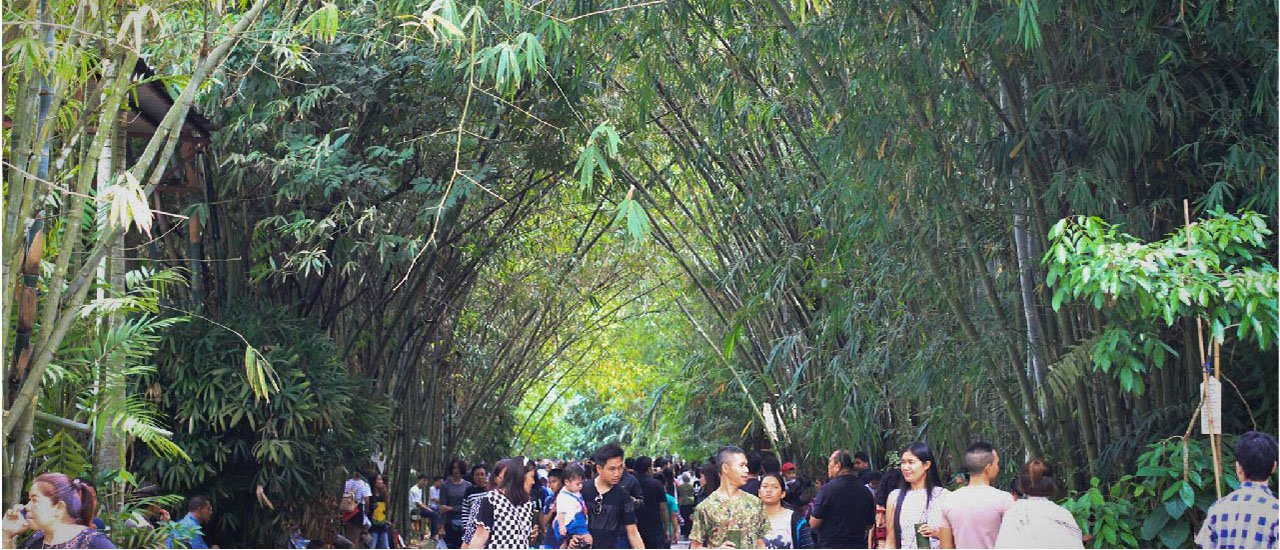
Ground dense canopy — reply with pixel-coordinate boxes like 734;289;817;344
2;0;1276;547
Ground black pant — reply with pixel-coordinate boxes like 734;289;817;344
443;522;464;549
678;505;694;537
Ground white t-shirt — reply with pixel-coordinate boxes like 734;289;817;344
429;485;442;505
409;485;424;508
888;487;949;549
763;509;795;549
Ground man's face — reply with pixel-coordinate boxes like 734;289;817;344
853;457;869;472
827;453;841;479
987;450;1001;478
197;504;213;523
433;479;443;489
720;453;749;489
473;468;488;486
548;477;563;494
599;457;625;487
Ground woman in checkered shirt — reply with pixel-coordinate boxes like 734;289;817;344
466;459;538;549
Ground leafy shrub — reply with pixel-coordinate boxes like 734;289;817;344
136;300;388;546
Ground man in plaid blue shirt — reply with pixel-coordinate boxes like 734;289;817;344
1196;431;1278;549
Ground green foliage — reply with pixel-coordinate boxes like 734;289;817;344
137;300;388;547
1062;437;1240;549
1046;210;1279;349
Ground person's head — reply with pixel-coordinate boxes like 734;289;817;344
1016;460;1058;498
746;452;763;476
350;470;364;481
1008;477;1022;500
547;469;564;494
898;442;941;490
853;451;871;473
624;457;636;473
494;458;532;505
758;472;787;507
187;495;214;524
448;459;468;480
867;471;883;491
416;474;430;488
963;442;999;482
761;453;781;475
875;469;902;507
471;464;490;488
592;443;626;487
635;456;654;476
563;464;587;493
373;473;386;491
698;463;720;493
828;449;855;478
715;446;749;489
1234;431;1279;482
781;462;797;481
25;474;98;529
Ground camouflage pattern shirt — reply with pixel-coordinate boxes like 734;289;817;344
689;489;769;548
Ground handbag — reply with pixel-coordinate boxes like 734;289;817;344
340;489;357;513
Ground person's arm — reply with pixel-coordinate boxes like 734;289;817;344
659;499;671;537
464;524;489;549
884;499;897;550
808;486;826;529
626;524;645;549
938;528;955;549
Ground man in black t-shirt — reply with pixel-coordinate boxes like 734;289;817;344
632;456;670;549
582;443;645;549
809;449;875;549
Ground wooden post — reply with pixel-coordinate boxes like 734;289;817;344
1185;199;1223;499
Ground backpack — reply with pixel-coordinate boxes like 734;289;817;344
340;481;358;512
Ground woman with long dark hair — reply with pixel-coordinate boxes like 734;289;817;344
1;473;116;548
368;474;391;548
465;459;537;549
885;443;950;549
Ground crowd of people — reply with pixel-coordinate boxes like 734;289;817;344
0;430;1274;548
333;432;1277;549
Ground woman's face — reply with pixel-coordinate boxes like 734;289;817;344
25;483;66;530
758;476;784;506
523;470;536;494
473;468;489;486
375;475;386;489
900;451;931;485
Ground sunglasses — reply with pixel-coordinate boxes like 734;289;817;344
590;493;604;516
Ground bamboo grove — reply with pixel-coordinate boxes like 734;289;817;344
3;0;1277;547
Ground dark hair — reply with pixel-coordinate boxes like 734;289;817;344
761;453;781;475
893;442;943;546
635;456;653;475
548;468;564;481
32;474;98;527
471;464;489;479
698;463;720;493
1008;476;1022;498
350;470;364;480
654;457;670;470
489;460;510;490
625;457;636;471
875;469;902;507
964;442;997;475
747;451;763;474
187;495;212;513
714;446;745;472
854;451;871;463
759;472;787;498
868;471;884;483
831;449;855;472
494;458;531;505
448;459;468;477
1017;459;1058;498
592;443;625;465
417;474;429;481
433;475;444;482
1235;431;1279;481
563;464;586;482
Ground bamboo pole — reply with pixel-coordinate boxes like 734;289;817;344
1185;199;1223;499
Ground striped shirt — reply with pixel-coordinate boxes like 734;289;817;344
1195;481;1278;549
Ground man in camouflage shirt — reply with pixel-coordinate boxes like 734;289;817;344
690;446;768;549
